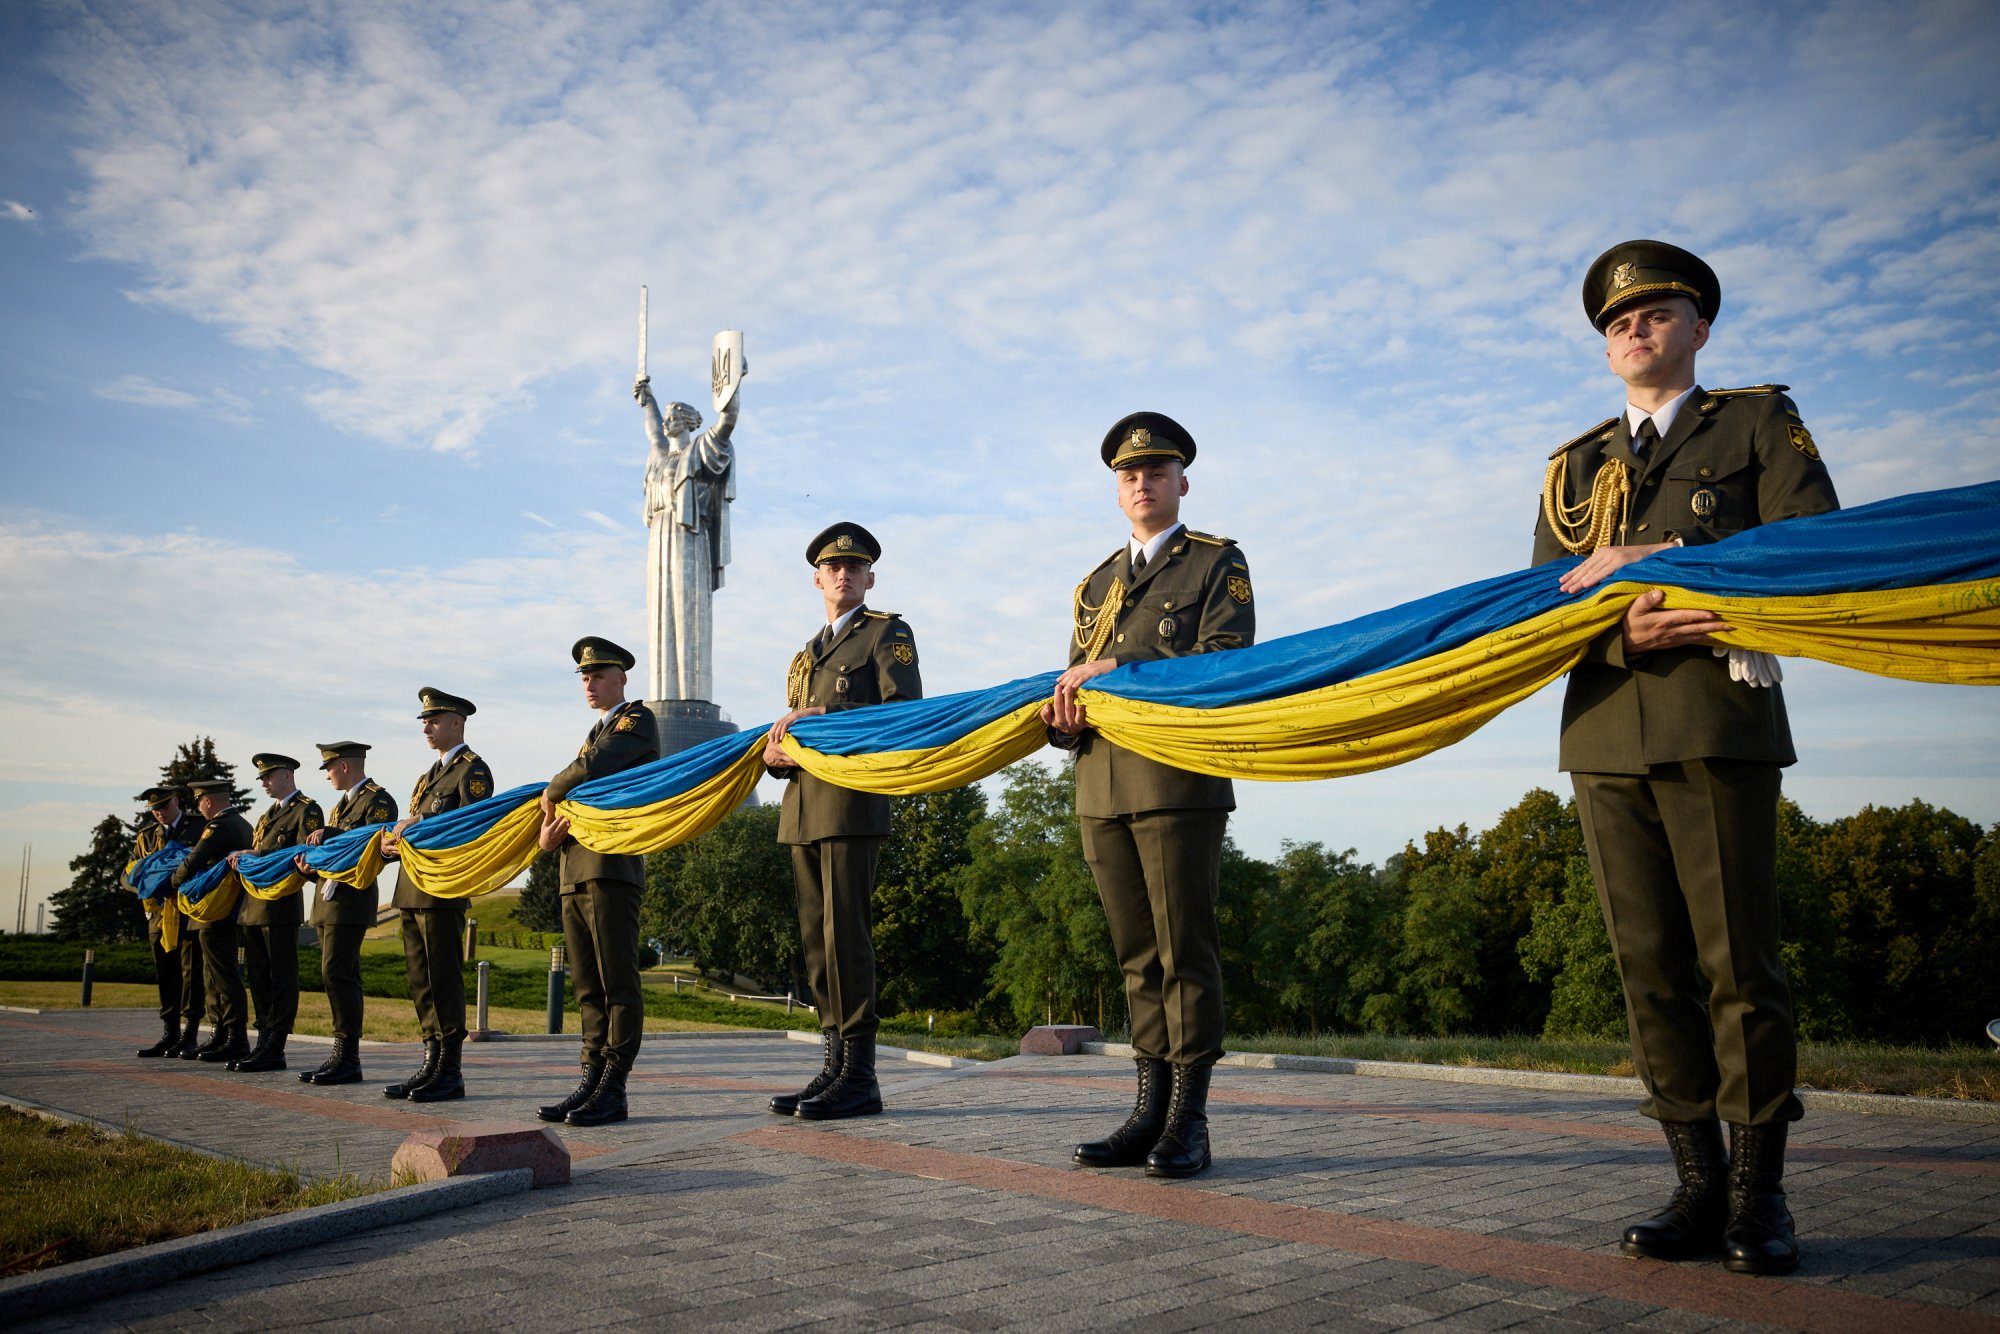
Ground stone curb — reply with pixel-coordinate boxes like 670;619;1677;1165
0;1169;533;1324
1081;1042;2000;1124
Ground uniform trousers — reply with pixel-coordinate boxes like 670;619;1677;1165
148;919;205;1023
243;923;300;1032
1080;809;1228;1067
318;924;368;1042
400;906;467;1043
561;879;644;1067
196;921;246;1029
790;837;881;1038
1573;758;1803;1126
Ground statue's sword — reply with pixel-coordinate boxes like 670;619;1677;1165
637;285;649;384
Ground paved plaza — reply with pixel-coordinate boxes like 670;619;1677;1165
3;1006;1998;1332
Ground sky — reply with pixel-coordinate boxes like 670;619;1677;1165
2;0;1997;927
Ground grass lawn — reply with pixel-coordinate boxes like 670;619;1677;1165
1229;1031;2000;1101
0;1107;381;1278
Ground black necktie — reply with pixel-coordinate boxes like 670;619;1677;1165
1634;418;1659;454
1130;548;1148;580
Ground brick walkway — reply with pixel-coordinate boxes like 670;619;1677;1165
4;1008;1998;1331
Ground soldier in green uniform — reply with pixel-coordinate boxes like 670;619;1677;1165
535;638;659;1127
1533;241;1837;1275
224;754;323;1073
170;778;255;1065
762;523;922;1121
1044;413;1254;1178
132;786;204;1058
295;741;397;1085
382;688;495;1102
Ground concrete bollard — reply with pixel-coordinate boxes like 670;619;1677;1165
80;948;95;1007
473;959;491;1039
465;917;477;961
546;945;565;1035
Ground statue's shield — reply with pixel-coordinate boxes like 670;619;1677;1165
711;330;745;414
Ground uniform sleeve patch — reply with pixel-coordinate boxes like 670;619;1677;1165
614;713;639;733
1226;574;1253;605
892;643;915;665
1788;422;1821;460
469;777;489;798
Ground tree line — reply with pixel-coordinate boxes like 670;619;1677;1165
46;742;2000;1046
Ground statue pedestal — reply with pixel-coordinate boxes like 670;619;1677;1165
647;698;738;757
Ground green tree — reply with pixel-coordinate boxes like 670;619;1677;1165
1213;836;1279;1031
1518;855;1625;1039
159;737;251;812
1261;841;1394;1033
1810;800;1990;1044
515;851;561;932
873;787;992;1015
643;804;801;995
1391;852;1483;1035
959;762;1121;1032
1771;799;1846;1041
48;814;144;942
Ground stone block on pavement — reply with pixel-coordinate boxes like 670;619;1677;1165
391;1122;571;1188
1020;1024;1101;1055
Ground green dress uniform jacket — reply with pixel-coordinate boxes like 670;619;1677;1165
390;749;496;909
310;780;397;929
170;809;255;905
546;701;660;889
1532;386;1839;773
775;608;922;844
1050;530;1255;815
239;794;323;928
134;814;201;938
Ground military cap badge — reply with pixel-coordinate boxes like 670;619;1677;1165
1610;262;1637;291
837;533;854;551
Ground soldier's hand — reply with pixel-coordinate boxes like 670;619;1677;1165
227;850;245;868
1559;542;1676;595
1621;589;1729;654
1048;659;1116;733
537;813;570;852
538;791;557;820
304;828;328;846
767;706;821;749
292;852;311;875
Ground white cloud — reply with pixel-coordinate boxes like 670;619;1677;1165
2;199;35;223
580;510;625;532
43;1;2000;454
93;373;255;424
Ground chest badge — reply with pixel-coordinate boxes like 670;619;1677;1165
1690;487;1718;520
835;675;850;694
1157;614;1179;640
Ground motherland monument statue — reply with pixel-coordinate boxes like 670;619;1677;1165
635;287;745;756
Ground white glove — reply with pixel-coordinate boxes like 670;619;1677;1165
1714;646;1782;688
319;881;336;901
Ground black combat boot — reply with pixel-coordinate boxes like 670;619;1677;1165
227;1027;270;1071
312;1036;364;1086
565;1055;628;1126
202;1023;250;1065
235;1030;288;1073
1723;1122;1800;1275
138;1019;180;1058
191;1021;228;1059
1620;1119;1728;1260
1144;1062;1214;1179
384;1039;441;1099
172;1017;203;1059
409;1037;465;1102
539;1057;606;1123
1073;1058;1171;1167
299;1043;339;1083
796;1035;882;1120
769;1032;842;1116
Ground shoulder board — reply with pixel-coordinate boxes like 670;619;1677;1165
1549;417;1619;460
1705;384;1789;398
458;748;480;764
1183;530;1234;547
862;609;897;620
